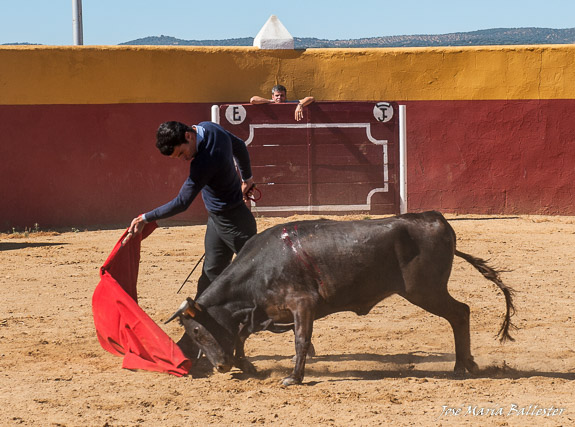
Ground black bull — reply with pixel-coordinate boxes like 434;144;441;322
167;211;516;385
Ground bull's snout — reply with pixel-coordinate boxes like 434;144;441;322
215;363;233;373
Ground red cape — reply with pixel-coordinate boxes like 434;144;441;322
92;222;191;376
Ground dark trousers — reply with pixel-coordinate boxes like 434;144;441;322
195;203;257;297
178;203;256;359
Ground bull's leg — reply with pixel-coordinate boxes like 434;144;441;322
404;291;479;375
233;324;256;374
282;307;315;386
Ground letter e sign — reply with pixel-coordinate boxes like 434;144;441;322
225;105;247;125
373;102;394;123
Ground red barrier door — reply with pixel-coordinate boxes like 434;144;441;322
218;102;399;215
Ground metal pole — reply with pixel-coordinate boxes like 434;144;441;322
211;105;220;124
399;105;408;214
176;253;205;294
72;0;84;45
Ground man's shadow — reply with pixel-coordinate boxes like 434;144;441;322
0;242;66;251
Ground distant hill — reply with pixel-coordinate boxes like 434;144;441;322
4;27;575;48
1;42;39;46
120;27;575;48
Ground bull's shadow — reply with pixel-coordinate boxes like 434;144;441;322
247;350;451;365
448;216;520;221
228;352;575;383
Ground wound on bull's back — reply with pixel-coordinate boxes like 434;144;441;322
281;225;324;289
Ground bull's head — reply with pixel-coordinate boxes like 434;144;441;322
166;298;235;373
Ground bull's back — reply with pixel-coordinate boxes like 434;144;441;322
238;211;456;317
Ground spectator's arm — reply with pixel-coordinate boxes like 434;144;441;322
250;96;272;104
294;96;315;121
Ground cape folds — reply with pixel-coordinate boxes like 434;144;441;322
92;222;191;376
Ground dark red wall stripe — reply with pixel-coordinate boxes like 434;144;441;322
2;99;574;229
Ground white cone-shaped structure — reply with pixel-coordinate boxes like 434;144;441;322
253;15;294;50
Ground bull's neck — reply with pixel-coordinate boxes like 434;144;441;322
198;273;254;308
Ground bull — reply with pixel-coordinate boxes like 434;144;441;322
166;211;515;386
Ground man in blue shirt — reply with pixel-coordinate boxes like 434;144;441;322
126;120;257;297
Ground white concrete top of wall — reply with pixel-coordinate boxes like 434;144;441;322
253;15;294;50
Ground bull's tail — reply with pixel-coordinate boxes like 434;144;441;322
455;249;516;342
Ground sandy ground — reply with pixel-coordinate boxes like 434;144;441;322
1;213;574;426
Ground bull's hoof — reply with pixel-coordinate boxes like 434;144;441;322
453;358;479;377
453;361;467;377
280;376;301;387
453;366;466;378
234;357;257;374
466;359;480;374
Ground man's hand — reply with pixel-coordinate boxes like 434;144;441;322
294;97;314;121
123;215;147;244
242;178;255;201
295;103;304;121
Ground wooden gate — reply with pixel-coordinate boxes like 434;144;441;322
217;101;400;215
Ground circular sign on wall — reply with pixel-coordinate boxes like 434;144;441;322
225;105;247;125
373;102;394;123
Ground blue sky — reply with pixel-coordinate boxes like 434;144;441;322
1;0;575;45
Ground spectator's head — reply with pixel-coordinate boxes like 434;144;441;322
271;84;287;103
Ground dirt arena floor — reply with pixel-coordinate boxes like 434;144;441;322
1;213;574;426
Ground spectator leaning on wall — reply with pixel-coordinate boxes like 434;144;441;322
250;84;315;121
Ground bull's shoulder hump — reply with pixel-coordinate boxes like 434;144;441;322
258;219;337;236
397;210;447;223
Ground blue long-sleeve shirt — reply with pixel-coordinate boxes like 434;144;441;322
144;121;252;221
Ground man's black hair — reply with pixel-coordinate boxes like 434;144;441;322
156;121;193;156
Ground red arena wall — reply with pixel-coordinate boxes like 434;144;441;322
0;103;213;228
404;99;575;214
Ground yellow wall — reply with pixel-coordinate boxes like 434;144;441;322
1;44;575;105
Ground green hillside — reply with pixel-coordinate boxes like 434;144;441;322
120;27;575;48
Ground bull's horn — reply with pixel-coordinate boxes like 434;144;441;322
164;300;190;324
